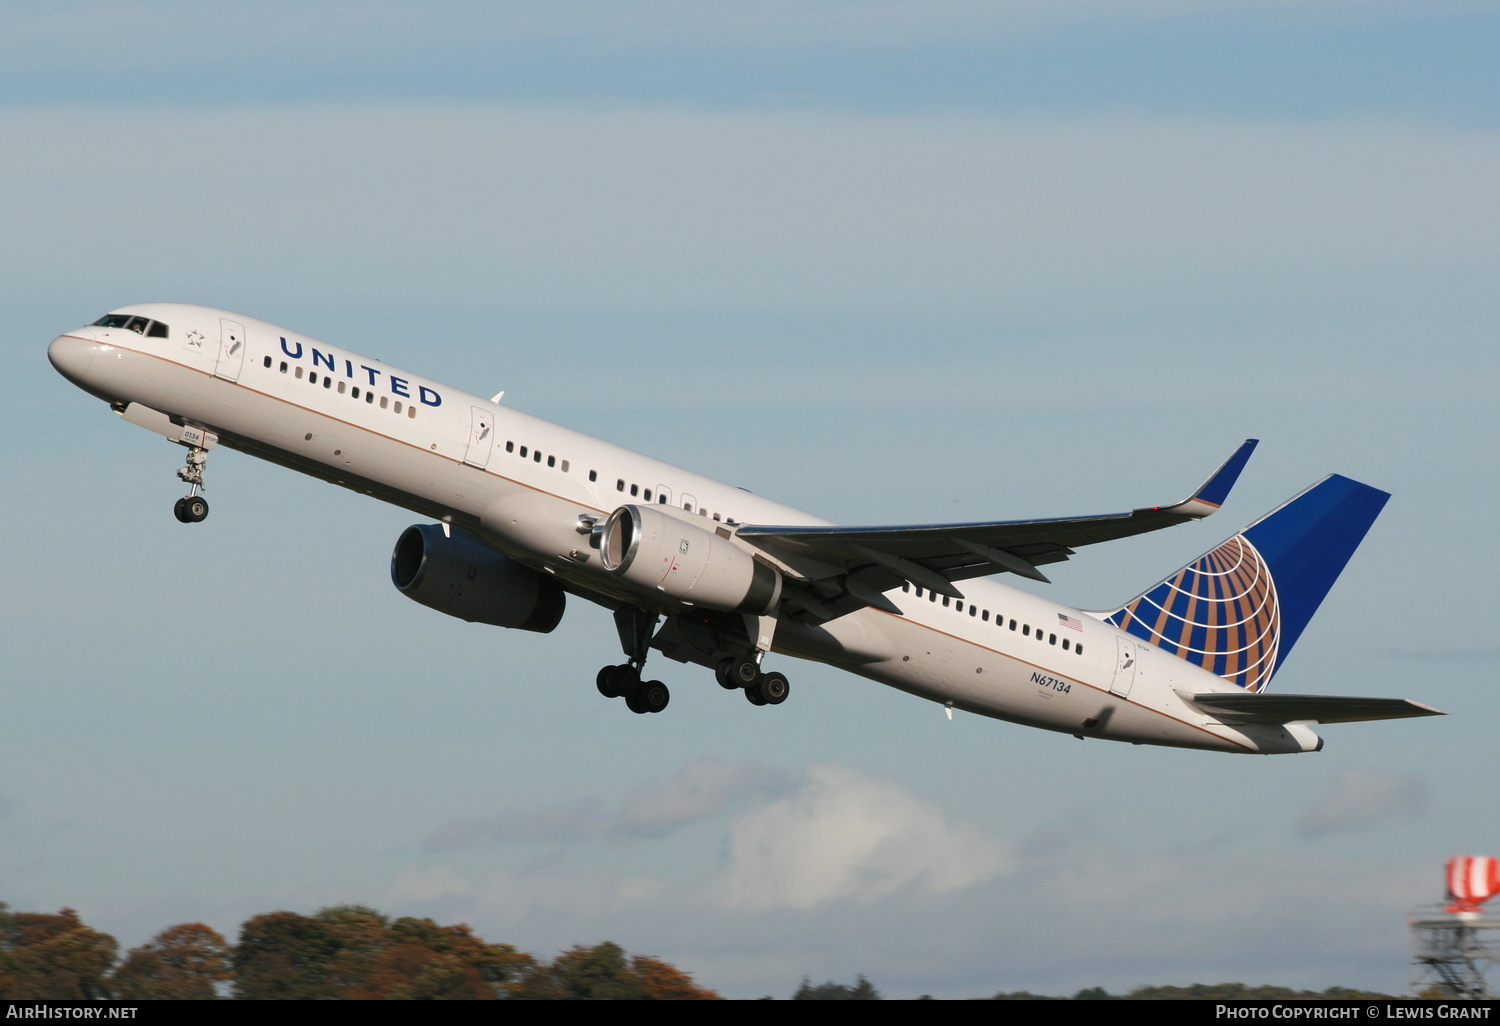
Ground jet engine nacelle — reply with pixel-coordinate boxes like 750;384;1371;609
391;524;565;633
599;504;781;614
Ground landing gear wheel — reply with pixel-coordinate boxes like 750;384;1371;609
760;671;790;705
625;686;650;714
715;657;740;690
639;680;670;714
597;664;637;699
174;496;209;523
745;679;769;706
729;657;760;688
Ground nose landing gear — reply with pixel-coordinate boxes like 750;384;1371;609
172;445;210;524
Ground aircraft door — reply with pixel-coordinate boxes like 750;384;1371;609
214;319;246;381
1110;636;1139;697
464;407;495;469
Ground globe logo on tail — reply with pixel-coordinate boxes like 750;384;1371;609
1104;534;1280;692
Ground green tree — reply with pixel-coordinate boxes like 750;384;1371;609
0;904;118;1000
111;923;233;999
232;910;343;999
793;974;881;999
233;905;534;1000
515;942;645;1000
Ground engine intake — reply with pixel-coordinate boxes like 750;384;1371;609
391;524;564;633
599;504;780;614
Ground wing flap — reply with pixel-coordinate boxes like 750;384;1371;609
737;439;1258;598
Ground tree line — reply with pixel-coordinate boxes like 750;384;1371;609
0;902;719;1000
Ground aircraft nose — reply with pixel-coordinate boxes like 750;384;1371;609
47;333;99;388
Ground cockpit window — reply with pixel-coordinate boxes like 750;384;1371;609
93;314;169;338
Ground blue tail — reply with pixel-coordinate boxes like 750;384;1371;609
1100;475;1389;692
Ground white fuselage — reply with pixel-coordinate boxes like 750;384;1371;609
48;303;1319;755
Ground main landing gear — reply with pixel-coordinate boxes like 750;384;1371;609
716;655;790;707
172;445;211;524
597;607;670;715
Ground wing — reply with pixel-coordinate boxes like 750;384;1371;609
1187;692;1445;725
735;440;1257;616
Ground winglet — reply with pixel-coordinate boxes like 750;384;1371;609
1149;439;1258;519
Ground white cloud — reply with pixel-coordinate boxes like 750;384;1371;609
717;763;1010;910
423;758;800;850
1295;769;1429;839
615;758;800;839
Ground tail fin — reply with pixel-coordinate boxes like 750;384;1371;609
1098;475;1389;692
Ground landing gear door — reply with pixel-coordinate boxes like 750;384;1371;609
1111;636;1138;698
464;407;495;469
215;319;246;382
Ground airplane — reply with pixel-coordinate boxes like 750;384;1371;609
48;303;1441;755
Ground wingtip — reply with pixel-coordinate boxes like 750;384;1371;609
1193;439;1258;507
1149;439;1259;520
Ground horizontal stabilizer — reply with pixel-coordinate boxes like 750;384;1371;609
1187;692;1444;725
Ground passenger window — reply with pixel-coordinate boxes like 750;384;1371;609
280;362;288;373
263;356;272;368
643;488;652;500
1062;639;1070;651
380;396;388;409
533;450;542;463
309;372;317;384
520;446;528;457
1049;634;1056;645
1077;645;1084;656
365;392;375;404
561;460;570;472
955;601;963;613
506;441;514;453
323;377;332;389
408;406;416;419
1023;624;1030;636
630;484;639;497
337;381;346;394
618;480;626;492
352;387;360;399
394;401;402;413
588;470;596;482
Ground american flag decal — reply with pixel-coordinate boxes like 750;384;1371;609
1057;613;1083;632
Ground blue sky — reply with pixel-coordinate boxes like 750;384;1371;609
3;1;1498;998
